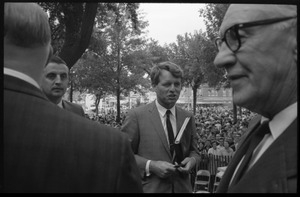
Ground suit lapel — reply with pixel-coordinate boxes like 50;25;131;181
62;100;69;110
217;118;261;192
228;118;297;192
62;100;66;109
148;102;171;157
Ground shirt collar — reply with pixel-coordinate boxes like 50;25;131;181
4;67;40;89
155;99;176;117
261;102;297;140
57;100;63;108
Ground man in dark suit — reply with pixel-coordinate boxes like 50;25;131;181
3;3;142;193
214;4;297;193
121;61;201;193
41;56;85;117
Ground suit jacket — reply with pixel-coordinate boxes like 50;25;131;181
3;75;143;193
121;101;200;193
217;115;297;193
62;100;85;117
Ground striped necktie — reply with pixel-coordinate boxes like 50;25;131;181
166;110;175;156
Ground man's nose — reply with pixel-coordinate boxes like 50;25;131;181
169;84;176;92
214;45;236;69
54;76;62;84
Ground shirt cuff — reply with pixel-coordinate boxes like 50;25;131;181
145;160;151;177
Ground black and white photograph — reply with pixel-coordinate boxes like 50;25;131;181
3;1;297;193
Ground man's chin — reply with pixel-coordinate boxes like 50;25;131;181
166;100;178;108
51;92;64;98
168;98;178;103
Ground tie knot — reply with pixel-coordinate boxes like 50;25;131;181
256;121;271;137
166;110;171;117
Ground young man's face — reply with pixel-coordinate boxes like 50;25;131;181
41;62;69;103
154;69;182;109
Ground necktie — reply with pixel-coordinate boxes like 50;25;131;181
230;121;271;186
166;110;175;156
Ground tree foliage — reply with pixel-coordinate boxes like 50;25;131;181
199;3;230;41
71;52;114;116
39;2;140;69
166;31;211;114
40;2;233;118
199;3;230;89
124;38;169;78
71;3;149;121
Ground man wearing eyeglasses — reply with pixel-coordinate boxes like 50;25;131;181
214;4;297;193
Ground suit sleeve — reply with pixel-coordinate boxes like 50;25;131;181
121;109;148;178
116;133;143;193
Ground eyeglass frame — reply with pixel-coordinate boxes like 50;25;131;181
215;16;297;53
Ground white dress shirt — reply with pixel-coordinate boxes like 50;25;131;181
155;99;177;144
145;100;177;176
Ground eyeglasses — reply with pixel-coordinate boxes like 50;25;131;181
215;16;296;53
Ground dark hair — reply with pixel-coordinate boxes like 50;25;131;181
47;55;67;66
150;61;183;86
224;140;230;146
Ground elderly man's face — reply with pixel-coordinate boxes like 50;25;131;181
214;4;297;117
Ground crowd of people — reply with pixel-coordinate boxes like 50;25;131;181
87;105;256;151
194;106;256;156
86;110;126;128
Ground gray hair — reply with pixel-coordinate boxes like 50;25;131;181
4;3;51;48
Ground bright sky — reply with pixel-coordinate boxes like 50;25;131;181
139;3;207;46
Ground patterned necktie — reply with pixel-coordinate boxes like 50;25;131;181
166;110;175;156
230;121;271;186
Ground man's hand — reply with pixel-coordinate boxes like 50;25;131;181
176;157;196;174
149;160;177;178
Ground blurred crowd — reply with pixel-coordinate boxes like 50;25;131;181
194;105;256;156
85;110;126;129
86;105;257;152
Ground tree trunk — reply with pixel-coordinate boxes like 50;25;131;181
95;94;101;117
239;106;242;117
192;86;197;115
116;87;121;124
232;89;237;124
59;3;98;69
69;79;73;102
116;36;121;124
